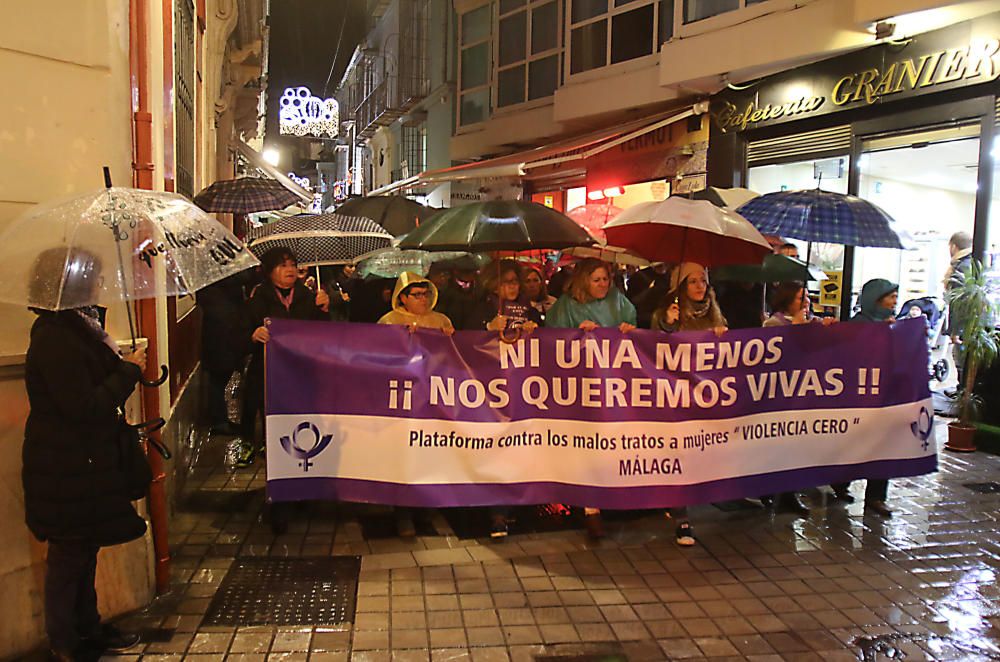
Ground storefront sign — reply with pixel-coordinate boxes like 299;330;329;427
264;319;935;507
586;118;709;191
819;271;843;307
713;15;1000;133
449;177;523;207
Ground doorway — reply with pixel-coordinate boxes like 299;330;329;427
854;124;982;305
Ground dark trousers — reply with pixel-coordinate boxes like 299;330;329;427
243;362;293;527
240;362;265;444
45;540;101;653
832;479;889;502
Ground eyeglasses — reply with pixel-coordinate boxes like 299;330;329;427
404;290;430;299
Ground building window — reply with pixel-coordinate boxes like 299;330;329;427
399;124;426;180
496;0;562;108
569;0;673;75
683;0;766;23
459;4;492;126
174;0;195;197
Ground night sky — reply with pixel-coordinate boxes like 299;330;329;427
264;0;367;160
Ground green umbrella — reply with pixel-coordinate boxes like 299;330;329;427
712;253;827;283
398;200;596;252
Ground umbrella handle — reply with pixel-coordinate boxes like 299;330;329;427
140;364;169;388
127;417;166;434
125;417;172;459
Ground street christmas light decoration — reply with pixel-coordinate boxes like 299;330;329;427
279;86;339;138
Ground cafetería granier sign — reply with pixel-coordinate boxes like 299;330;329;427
713;15;999;133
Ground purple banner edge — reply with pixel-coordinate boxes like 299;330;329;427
266;455;938;507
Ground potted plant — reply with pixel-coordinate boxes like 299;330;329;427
944;259;1000;452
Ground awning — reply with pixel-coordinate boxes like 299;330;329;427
236;140;313;203
369;102;708;195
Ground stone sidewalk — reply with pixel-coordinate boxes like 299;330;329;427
93;424;1000;660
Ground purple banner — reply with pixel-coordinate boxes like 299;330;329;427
264;318;936;507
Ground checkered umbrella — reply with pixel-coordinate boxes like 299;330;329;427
736;189;910;249
194;177;302;214
246;213;393;266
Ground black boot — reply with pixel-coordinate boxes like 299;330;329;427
81;624;141;653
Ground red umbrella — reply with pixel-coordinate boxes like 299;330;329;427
567;203;622;242
602;197;771;266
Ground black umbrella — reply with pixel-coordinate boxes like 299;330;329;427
336;196;439;236
398;200;595;252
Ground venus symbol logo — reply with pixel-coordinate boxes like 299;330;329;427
910;407;933;451
279;422;333;472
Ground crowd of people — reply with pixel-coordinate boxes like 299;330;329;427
27;231;969;661
196;238;920;543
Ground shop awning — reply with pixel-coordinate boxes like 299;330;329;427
236;139;314;203
369;102;708;195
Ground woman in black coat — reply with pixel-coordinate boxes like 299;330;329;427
239;247;330;468
23;247;147;660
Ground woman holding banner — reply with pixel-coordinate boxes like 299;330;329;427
547;258;636;540
378;272;455;537
243;247;331;533
830;278;898;518
761;281;837;516
466;260;542;334
650;262;728;546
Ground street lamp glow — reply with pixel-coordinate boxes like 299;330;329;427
263;148;281;167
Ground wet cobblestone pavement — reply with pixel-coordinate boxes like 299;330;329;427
99;423;1000;661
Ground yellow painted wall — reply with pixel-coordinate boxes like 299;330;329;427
0;1;155;656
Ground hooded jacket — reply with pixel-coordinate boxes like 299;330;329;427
378;272;455;331
853;279;897;322
546;286;637;329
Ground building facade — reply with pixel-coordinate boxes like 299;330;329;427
708;11;999;318
0;0;269;656
335;0;998;219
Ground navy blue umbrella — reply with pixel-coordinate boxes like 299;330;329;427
736;189;910;249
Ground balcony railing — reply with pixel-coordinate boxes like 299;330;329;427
354;0;430;138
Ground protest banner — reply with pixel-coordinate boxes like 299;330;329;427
265;318;935;507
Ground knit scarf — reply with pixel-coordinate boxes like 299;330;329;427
74;306;122;355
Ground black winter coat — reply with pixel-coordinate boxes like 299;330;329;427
23;312;147;546
244;281;329;380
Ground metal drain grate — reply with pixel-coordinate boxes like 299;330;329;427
963;482;1000;494
202;556;361;626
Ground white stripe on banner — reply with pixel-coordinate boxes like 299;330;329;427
266;399;933;488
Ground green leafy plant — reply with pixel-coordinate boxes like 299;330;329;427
945;259;1000;426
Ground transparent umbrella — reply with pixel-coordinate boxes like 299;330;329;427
355;247;474;279
0;174;259;344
